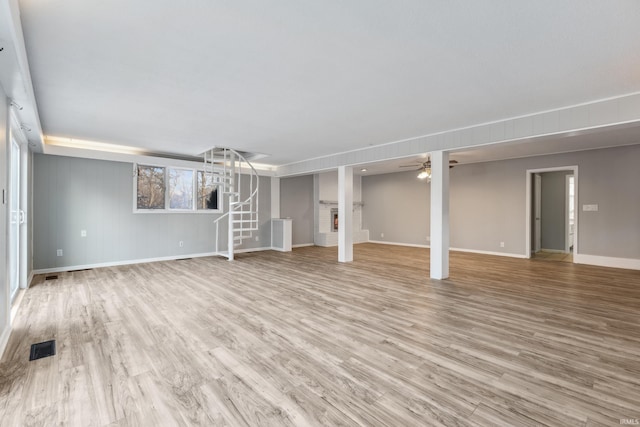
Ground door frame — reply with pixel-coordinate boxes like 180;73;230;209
8;138;20;302
525;166;578;259
534;173;541;253
7;111;29;303
565;174;575;254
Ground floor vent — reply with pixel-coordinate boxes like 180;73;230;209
45;275;58;280
69;269;93;272
177;258;192;261
29;340;56;361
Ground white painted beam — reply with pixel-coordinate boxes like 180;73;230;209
276;92;640;177
338;166;353;262
430;151;450;279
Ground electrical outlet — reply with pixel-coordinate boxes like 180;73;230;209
380;233;384;238
426;236;430;242
80;230;87;237
255;235;260;242
500;242;505;248
56;249;63;257
179;241;184;247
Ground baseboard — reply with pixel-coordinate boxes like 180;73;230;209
368;240;430;249
367;240;527;258
234;246;273;254
574;254;640;271
27;271;34;287
292;243;315;248
10;289;26;323
450;247;527;259
0;326;11;361
33;247;274;274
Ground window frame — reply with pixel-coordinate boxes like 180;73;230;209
133;163;222;214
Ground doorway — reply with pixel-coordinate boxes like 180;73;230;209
526;166;578;262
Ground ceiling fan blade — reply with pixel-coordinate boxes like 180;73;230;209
399;164;421;168
449;160;458;164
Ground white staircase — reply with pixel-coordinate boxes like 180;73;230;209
203;147;259;261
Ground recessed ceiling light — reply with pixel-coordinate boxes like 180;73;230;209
361;168;367;172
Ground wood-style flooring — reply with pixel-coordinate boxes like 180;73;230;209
1;243;639;426
532;250;574;263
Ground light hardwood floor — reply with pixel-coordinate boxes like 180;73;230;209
1;244;639;426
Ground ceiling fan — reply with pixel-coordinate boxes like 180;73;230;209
399;157;458;180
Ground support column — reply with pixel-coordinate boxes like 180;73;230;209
430;151;450;279
227;150;235;261
338;166;353;262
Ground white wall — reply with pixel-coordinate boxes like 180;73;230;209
363;145;640;264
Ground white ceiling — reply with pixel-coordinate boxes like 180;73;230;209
18;0;640;166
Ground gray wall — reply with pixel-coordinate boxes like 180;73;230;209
33;154;272;270
362;170;430;246
0;92;8;343
280;175;314;246
363;144;640;259
540;171;571;251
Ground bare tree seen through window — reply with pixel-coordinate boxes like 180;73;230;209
198;171;219;210
169;169;194;209
137;166;165;209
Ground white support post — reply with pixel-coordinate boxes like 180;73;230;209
430;151;450;279
338;166;353;262
228;150;235;261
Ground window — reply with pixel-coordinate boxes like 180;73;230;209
197;171;219;210
169;168;194;210
137;165;165;209
135;164;220;213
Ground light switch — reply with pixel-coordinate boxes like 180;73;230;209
582;204;598;212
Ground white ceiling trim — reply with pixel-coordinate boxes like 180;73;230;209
0;0;43;151
43;144;276;176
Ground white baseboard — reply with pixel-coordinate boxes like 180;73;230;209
368;240;430;249
0;326;11;361
27;271;34;287
10;289;26;323
367;240;527;258
33;247;275;274
574;254;640;271
235;247;273;254
292;243;315;248
450;247;528;259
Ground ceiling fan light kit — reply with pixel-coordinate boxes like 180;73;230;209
399;157;458;181
417;167;431;180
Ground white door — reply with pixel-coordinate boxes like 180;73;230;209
534;173;542;253
9;139;20;302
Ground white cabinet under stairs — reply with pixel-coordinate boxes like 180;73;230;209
203;147;259;261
